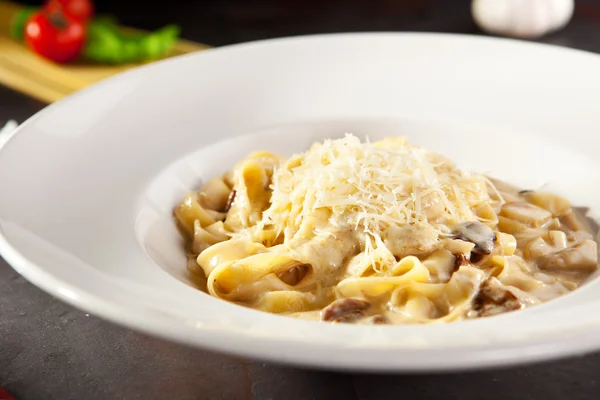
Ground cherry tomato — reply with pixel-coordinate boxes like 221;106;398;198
0;386;16;400
24;11;85;63
45;0;94;22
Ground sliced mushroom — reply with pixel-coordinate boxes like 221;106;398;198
321;298;370;323
454;253;471;270
469;252;486;264
536;240;598;272
451;221;496;255
276;261;311;286
369;314;389;325
472;277;525;317
335;312;367;323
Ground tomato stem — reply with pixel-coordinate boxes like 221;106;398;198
47;10;68;30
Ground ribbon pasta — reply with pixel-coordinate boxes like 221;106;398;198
175;135;598;324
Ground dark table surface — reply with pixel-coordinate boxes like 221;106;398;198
3;1;600;399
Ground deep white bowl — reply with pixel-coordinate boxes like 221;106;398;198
2;33;600;372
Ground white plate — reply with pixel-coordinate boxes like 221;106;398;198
3;33;600;372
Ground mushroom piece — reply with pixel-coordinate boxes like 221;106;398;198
536;240;598;272
454;253;471;270
321;298;370;323
472;277;525;317
276;261;311;286
369;315;389;325
451;221;496;255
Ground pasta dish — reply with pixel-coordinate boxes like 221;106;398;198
175;134;598;324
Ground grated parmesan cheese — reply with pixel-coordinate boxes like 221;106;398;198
260;134;494;253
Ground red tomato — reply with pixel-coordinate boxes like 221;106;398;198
24;11;85;63
45;0;94;22
0;386;16;400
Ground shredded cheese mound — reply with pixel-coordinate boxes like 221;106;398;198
260;134;493;247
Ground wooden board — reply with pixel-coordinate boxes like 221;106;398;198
0;1;209;103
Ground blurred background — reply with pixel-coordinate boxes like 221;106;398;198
3;0;600;106
20;0;466;46
13;0;600;48
1;0;599;107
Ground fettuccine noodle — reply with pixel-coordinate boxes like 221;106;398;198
175;134;598;324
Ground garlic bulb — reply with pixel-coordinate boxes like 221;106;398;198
471;0;574;39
